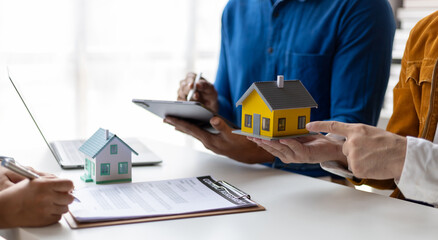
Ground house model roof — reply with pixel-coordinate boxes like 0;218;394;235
79;128;138;158
236;80;318;111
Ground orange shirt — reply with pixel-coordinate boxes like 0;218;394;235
351;11;438;198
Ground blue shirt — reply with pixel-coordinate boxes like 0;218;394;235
214;0;395;176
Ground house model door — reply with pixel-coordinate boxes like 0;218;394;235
253;114;261;135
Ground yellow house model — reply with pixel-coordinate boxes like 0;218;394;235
232;76;318;140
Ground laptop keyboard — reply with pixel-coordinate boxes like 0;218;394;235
52;140;85;165
51;138;162;168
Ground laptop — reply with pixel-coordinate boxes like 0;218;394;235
7;69;162;169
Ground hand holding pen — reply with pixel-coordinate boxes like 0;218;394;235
187;72;202;101
0;156;77;227
177;72;219;113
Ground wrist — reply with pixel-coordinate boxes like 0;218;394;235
0;186;21;228
392;136;407;181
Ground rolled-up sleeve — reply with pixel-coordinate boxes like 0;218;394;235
397;136;438;206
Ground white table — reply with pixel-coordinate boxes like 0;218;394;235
2;139;438;240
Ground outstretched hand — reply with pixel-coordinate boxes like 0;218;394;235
306;121;407;180
248;133;346;165
164;116;275;164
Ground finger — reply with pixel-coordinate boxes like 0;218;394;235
39;214;62;226
278;138;307;151
18;166;55;180
178;80;192;101
192;79;204;101
196;79;213;93
264;139;302;159
187;72;196;89
306;121;351;137
29;168;56;178
51;204;69;215
177;87;187;101
292;135;322;144
4;169;26;183
252;139;287;160
210;117;230;134
177;73;196;100
186;72;196;79
1;180;14;189
45;178;74;192
341;144;350;160
53;192;75;205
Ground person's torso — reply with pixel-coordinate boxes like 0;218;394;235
220;0;378;123
387;11;438;141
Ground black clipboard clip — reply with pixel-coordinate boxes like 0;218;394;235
214;180;251;200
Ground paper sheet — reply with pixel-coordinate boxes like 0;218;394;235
69;176;256;222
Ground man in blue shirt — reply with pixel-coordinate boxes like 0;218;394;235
167;0;395;177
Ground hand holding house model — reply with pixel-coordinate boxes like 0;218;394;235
232;75;318;140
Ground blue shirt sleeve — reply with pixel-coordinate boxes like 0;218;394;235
328;0;395;125
276;1;395;173
215;6;234;123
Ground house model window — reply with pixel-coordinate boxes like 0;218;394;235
110;144;118;154
118;162;129;174
298;116;306;129
278;118;286;131
245;114;252;128
101;163;110;175
262;118;270;131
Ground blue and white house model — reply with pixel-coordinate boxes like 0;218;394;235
79;128;138;184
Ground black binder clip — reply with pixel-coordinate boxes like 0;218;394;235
215;180;251;200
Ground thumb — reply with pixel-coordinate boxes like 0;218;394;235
210;117;230;133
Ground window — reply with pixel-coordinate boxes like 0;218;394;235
245;114;252;128
101;163;110;176
0;1;228;150
298;116;306;129
84;158;91;176
110;144;118;155
118;162;129;174
278;118;286;131
262;118;270;131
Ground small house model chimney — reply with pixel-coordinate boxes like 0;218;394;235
105;129;109;140
277;75;284;88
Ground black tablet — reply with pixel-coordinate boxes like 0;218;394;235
132;99;238;133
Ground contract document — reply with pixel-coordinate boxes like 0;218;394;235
69;176;258;222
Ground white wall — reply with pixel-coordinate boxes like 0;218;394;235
0;0;228;163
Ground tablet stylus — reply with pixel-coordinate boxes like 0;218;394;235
187;72;202;101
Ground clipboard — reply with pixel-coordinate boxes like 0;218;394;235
64;176;265;229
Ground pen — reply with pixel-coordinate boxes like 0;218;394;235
0;156;80;202
187;72;202;101
0;156;40;179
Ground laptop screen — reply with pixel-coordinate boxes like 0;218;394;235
7;68;60;161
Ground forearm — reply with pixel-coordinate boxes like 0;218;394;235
0;189;20;228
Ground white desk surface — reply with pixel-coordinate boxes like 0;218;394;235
2;139;438;240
